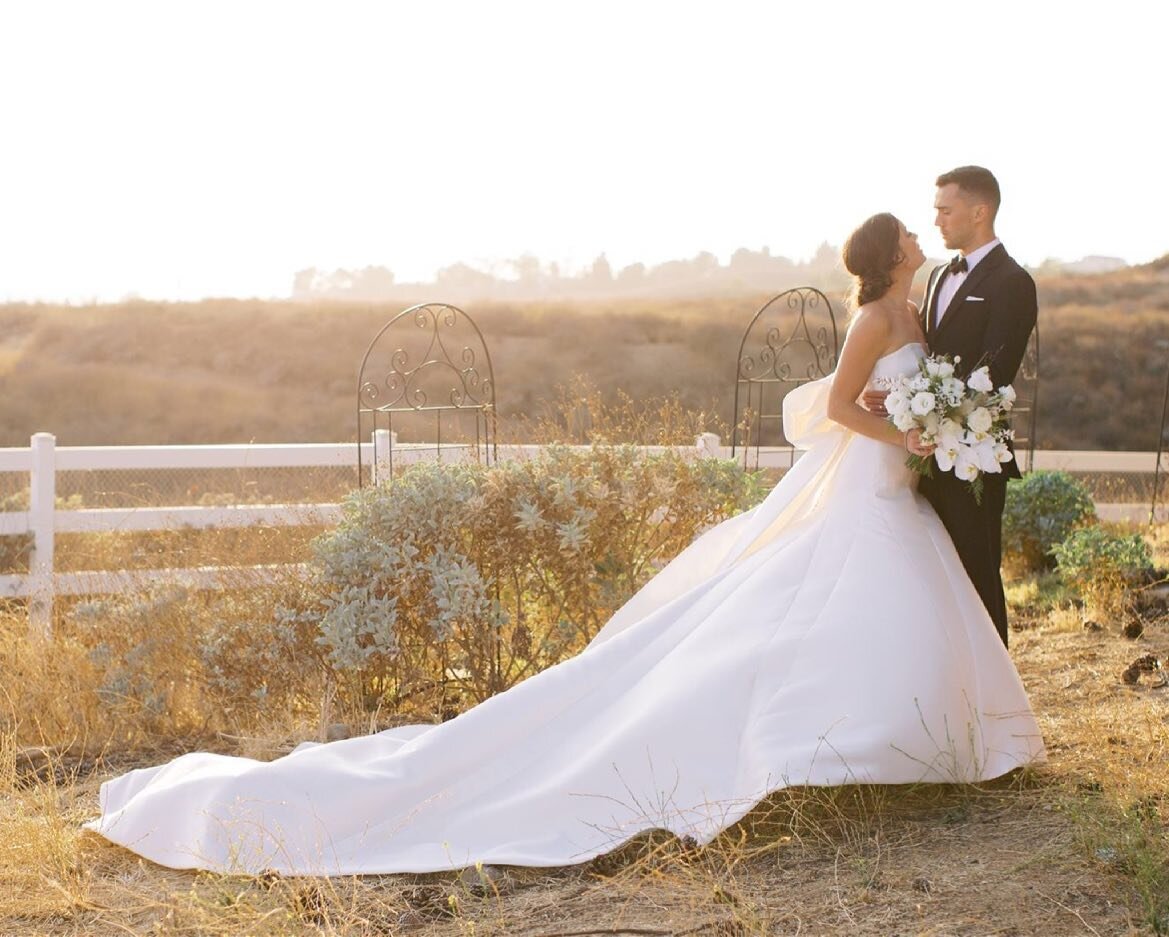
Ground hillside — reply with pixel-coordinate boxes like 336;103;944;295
1;260;1167;451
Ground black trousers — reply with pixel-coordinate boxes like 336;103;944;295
919;471;1010;647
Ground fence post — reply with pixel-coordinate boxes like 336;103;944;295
372;428;396;484
696;432;721;459
28;432;56;637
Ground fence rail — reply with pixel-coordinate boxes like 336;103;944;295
1;432;1164;634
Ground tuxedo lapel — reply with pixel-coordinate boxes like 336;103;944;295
932;245;1008;343
923;264;946;341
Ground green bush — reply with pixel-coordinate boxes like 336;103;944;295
1051;526;1155;614
305;447;765;721
1002;471;1096;571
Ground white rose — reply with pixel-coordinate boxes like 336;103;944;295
911;391;937;416
893;410;918;432
937;360;956;378
967;407;993;434
967;367;994;393
885;389;911;416
925;359;941;377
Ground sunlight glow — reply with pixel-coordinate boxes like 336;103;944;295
0;0;1162;301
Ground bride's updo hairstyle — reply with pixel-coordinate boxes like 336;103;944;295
842;212;904;308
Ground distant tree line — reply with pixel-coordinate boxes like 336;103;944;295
291;243;853;302
292;246;1133;303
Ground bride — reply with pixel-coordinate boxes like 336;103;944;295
86;214;1046;875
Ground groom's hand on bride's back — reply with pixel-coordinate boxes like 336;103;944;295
861;389;889;417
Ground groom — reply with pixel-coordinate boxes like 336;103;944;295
874;166;1038;647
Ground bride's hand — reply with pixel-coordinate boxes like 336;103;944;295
905;429;935;458
861;389;889;416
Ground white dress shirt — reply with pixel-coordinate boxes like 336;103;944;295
935;238;1001;328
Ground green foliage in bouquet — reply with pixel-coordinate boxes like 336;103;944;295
1051;526;1154;615
306;448;765;720
1002;471;1097;572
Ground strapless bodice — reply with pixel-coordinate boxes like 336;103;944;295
868;342;926;387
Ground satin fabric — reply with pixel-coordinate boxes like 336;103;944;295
86;343;1045;875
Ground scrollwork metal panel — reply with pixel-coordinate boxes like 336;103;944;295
357;302;497;485
1152;351;1169;524
1009;324;1040;472
731;287;839;469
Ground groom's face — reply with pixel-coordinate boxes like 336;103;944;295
934;183;981;253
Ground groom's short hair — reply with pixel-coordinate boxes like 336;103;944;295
936;166;1001;220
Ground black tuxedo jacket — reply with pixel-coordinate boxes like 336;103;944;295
919;243;1037;481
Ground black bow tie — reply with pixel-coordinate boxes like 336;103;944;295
948;255;969;276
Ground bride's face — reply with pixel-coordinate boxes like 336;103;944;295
896;223;926;272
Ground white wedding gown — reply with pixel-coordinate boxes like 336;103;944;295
86;343;1045;875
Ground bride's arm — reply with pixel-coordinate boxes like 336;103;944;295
827;315;930;455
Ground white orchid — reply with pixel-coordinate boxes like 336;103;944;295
974;439;1002;473
934;439;961;472
954;448;981;481
994;442;1014;464
998;385;1017;409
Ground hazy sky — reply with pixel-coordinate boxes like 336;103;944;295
1;1;1163;302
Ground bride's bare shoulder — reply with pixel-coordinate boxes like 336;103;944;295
843;306;893;353
848;304;896;338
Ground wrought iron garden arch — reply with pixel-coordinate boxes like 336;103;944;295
731;287;839;469
356;302;497;486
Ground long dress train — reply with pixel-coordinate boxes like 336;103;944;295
85;343;1045;874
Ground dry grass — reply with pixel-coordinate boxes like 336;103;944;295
2;555;1167;935
3;268;1167;934
2;265;1168;452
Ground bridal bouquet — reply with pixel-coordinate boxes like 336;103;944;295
880;353;1016;503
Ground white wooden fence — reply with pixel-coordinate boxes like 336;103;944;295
0;432;1164;635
